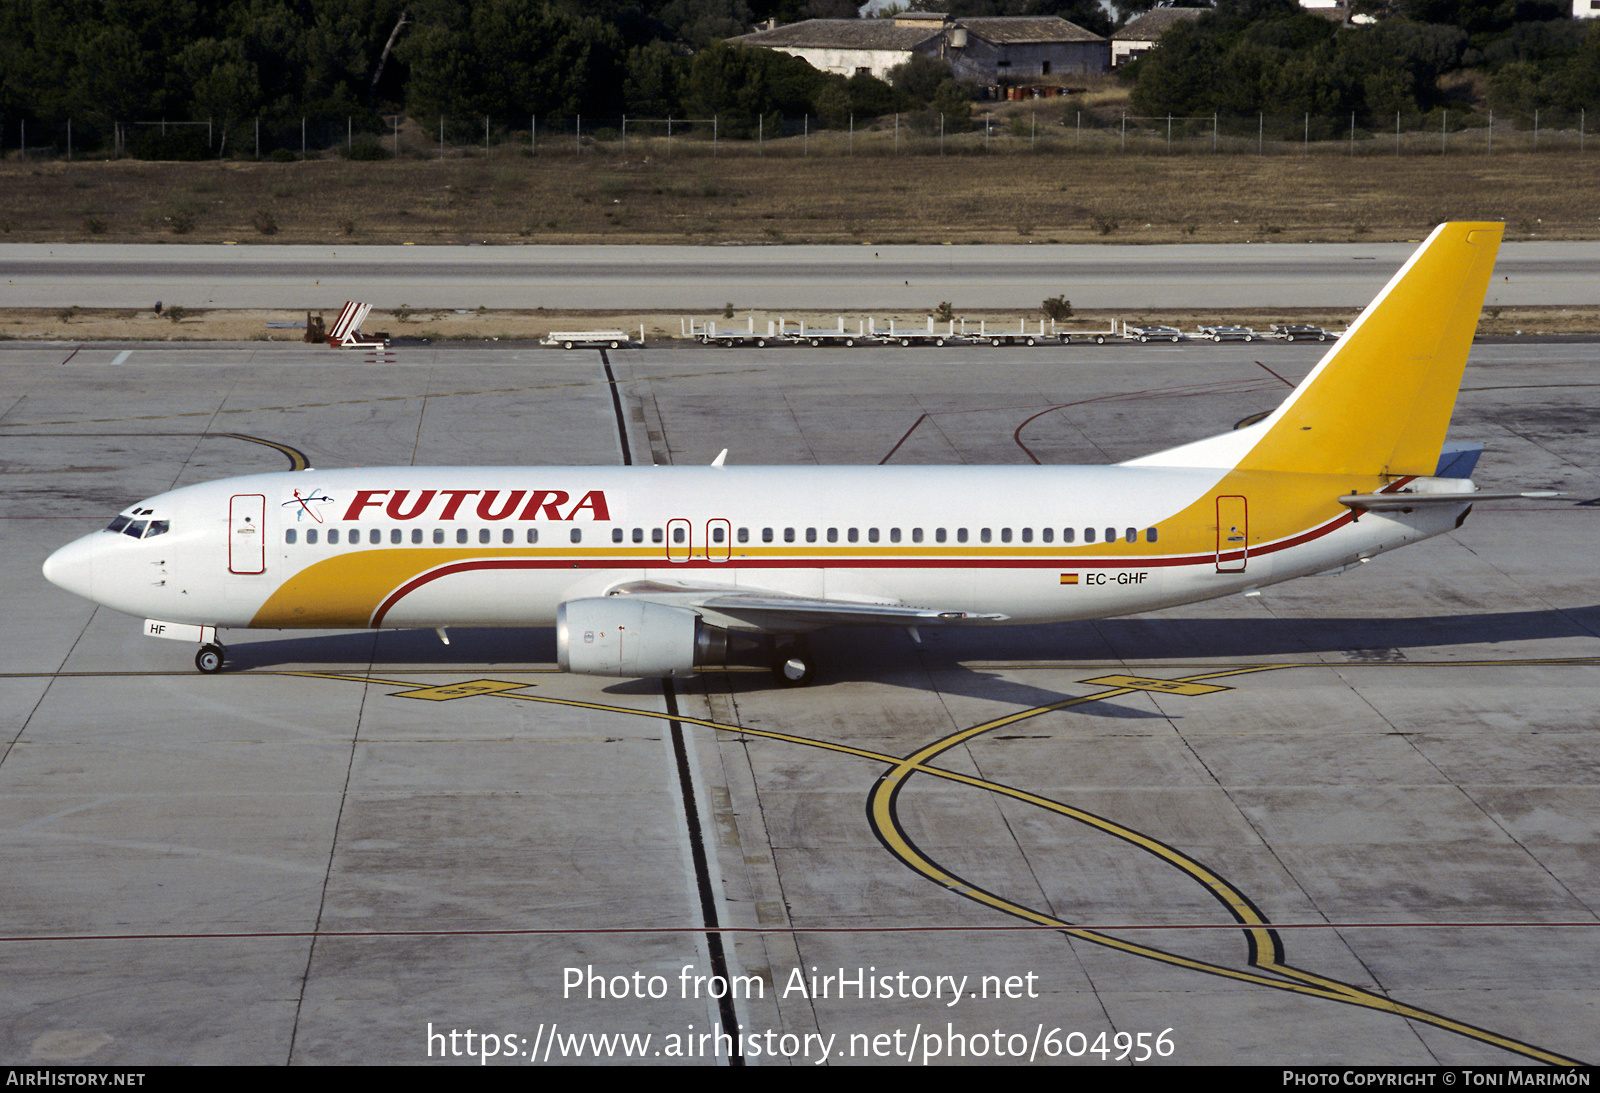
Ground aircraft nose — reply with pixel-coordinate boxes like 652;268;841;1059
43;533;98;602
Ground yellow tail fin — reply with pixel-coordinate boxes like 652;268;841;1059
1238;222;1504;477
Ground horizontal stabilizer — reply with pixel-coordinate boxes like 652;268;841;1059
1340;489;1561;512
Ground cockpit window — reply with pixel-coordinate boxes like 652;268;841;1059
106;513;170;538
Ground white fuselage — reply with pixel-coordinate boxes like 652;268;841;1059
43;463;1460;636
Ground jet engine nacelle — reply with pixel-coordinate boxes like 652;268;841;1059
556;598;728;678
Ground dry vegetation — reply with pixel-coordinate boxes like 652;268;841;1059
2;133;1597;246
4;127;1596;338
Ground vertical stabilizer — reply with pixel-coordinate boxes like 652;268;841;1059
1125;223;1503;476
1237;221;1503;477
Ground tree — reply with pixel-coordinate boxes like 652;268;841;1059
888;54;953;105
180;38;262;154
401;1;626;119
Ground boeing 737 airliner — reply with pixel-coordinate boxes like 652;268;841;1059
44;223;1540;684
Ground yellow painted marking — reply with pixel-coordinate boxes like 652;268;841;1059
1080;674;1231;696
389;679;531;701
275;663;1584;1067
1059;573;1079;585
209;432;310;471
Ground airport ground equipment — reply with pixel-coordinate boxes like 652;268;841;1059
1271;324;1334;342
542;330;636;350
326;301;389;349
1123;323;1183;342
1198;325;1258;342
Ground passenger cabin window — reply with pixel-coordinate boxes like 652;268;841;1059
433;529;445;544
370;529;382;545
285;529;297;544
329;529;340;545
806;528;817;543
503;528;514;544
712;526;725;544
762;528;773;543
413;529;423;544
652;528;663;544
868;528;879;543
527;529;539;544
737;528;748;544
570;528;582;543
1146;527;1158;542
936;529;947;543
391;529;403;545
912;528;923;543
308;529;319;544
889;528;901;543
456;529;468;544
1063;528;1075;543
479;529;491;544
613;528;625;543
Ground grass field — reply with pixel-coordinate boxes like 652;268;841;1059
2;141;1597;246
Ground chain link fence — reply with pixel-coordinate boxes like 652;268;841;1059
3;108;1592;161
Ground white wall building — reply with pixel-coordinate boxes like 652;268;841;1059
732;13;1109;82
1110;8;1205;67
730;16;946;81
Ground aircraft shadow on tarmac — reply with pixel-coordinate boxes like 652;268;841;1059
217;603;1599;714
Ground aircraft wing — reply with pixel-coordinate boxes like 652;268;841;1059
603;579;1007;630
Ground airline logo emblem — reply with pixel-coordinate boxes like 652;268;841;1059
283;488;335;523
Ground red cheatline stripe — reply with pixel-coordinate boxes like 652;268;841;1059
366;504;1380;627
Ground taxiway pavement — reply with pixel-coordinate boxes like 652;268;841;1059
1;340;1595;1065
3;241;1599;311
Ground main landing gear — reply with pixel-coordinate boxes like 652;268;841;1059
769;636;816;687
195;642;227;673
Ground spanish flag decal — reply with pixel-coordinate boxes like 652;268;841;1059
1060;573;1079;585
